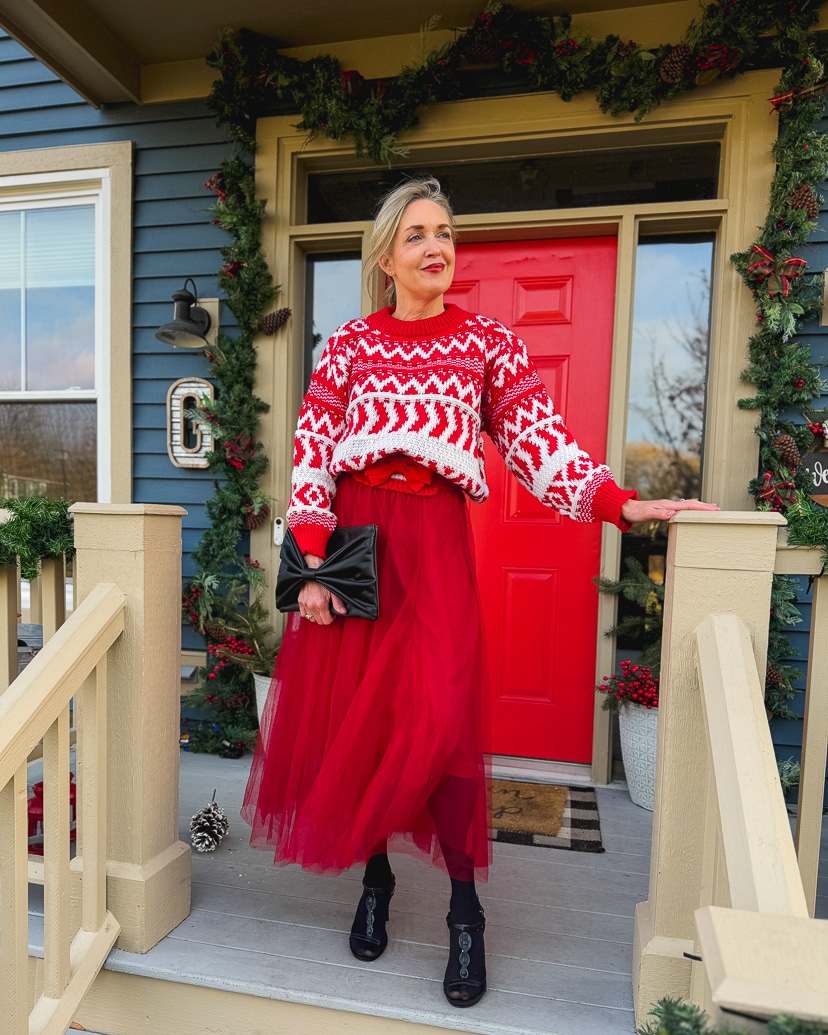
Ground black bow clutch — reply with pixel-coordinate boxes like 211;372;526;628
275;524;379;620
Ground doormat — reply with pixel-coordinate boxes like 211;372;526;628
491;780;604;853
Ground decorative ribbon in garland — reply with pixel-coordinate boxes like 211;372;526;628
756;472;798;511
770;80;828;114
745;245;807;298
693;44;743;86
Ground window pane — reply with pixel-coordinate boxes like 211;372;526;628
0;212;22;390
616;237;714;653
27;285;95;390
307;143;720;222
25;208;95;390
304;253;361;387
0;206;95;392
25;207;95;288
0;402;96;502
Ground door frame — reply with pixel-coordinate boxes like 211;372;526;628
252;72;779;782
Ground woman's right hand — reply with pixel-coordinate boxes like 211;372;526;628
298;554;347;625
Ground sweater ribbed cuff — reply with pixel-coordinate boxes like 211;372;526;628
591;480;638;531
290;523;332;559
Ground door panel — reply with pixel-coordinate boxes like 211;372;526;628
445;237;617;762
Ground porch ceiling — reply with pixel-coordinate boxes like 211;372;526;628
0;0;681;106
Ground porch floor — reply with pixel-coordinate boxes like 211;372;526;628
31;752;826;1035
107;752;654;1034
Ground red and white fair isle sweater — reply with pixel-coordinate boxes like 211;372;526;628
287;304;634;557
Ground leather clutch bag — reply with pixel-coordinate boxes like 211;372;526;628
275;524;379;620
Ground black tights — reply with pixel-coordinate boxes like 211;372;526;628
363;773;480;921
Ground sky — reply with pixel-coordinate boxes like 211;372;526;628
627;240;714;443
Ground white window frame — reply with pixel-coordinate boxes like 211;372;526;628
0;143;133;503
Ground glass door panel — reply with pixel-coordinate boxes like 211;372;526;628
617;235;715;654
304;252;362;389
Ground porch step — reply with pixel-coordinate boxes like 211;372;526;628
29;752;656;1035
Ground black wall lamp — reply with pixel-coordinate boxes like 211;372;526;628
155;279;217;348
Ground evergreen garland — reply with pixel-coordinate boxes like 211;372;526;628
207;2;826;162
0;497;74;580
199;0;828;748
594;557;664;676
181;157;281;754
638;997;822;1035
765;574;804;720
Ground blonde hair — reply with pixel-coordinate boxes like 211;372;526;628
366;177;457;305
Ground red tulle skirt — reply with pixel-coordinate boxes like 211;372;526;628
241;474;491;878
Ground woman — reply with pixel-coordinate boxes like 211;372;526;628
242;177;718;1009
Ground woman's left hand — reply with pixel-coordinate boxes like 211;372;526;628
621;497;720;525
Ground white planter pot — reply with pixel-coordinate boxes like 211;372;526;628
617;702;658;811
253;672;271;722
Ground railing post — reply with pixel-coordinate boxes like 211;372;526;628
0;565;17;692
632;511;785;1024
69;504;190;953
38;556;67;643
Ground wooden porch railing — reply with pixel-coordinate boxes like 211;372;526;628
0;555;68;693
0;504;190;1035
0;583;124;1035
633;512;828;1029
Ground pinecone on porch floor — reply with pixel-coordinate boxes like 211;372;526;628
190;797;230;852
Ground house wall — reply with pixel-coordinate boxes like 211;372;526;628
0;31;235;647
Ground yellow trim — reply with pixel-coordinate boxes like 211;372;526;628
0;142;133;504
141;59;215;104
254;71;779;777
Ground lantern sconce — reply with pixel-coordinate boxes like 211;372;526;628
156;279;220;348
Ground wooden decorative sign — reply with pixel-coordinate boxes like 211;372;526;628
801;449;828;507
167;377;214;469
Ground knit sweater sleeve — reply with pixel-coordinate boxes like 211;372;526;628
286;329;351;556
481;323;635;530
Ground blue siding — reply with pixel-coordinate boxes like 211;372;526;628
0;31;236;649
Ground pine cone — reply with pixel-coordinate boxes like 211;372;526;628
765;664;783;688
204;622;227;641
190;800;229;852
245;502;271;530
772;433;801;471
791;183;819;220
462;40;502;65
260;307;292;335
658;44;691;84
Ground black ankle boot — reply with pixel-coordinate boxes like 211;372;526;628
443;908;486;1007
349;877;395;961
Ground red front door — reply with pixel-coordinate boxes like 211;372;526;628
444;237;618;763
